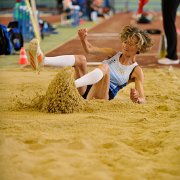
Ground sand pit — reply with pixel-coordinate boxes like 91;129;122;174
1;10;180;179
0;66;180;179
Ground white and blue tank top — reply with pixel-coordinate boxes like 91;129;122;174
103;52;138;97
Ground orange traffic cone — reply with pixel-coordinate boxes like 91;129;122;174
19;47;28;65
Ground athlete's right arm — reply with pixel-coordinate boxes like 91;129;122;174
78;28;117;57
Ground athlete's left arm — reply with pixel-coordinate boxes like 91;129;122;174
130;66;145;104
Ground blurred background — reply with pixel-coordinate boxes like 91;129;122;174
0;0;163;13
0;0;179;59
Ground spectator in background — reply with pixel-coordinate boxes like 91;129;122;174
91;0;103;16
89;0;112;21
56;0;64;15
158;0;180;65
77;0;86;17
63;0;73;19
60;0;78;25
105;0;115;14
86;0;93;21
137;0;149;16
136;0;151;24
14;0;22;21
56;0;68;25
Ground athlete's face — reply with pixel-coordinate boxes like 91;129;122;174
121;37;139;56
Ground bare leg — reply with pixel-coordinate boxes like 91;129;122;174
73;55;88;95
43;54;88;95
87;64;110;100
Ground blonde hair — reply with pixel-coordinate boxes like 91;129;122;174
120;25;153;53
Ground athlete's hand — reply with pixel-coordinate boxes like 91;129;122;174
78;28;88;41
130;88;140;103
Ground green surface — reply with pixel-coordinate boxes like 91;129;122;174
0;21;95;69
41;22;95;53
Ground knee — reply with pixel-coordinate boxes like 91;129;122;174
99;64;110;75
75;55;87;67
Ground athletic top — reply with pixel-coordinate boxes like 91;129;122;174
103;52;138;97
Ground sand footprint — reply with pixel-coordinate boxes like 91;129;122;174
101;142;118;149
23;138;45;150
68;139;94;150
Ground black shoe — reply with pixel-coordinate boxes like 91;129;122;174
145;29;161;35
137;15;151;24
